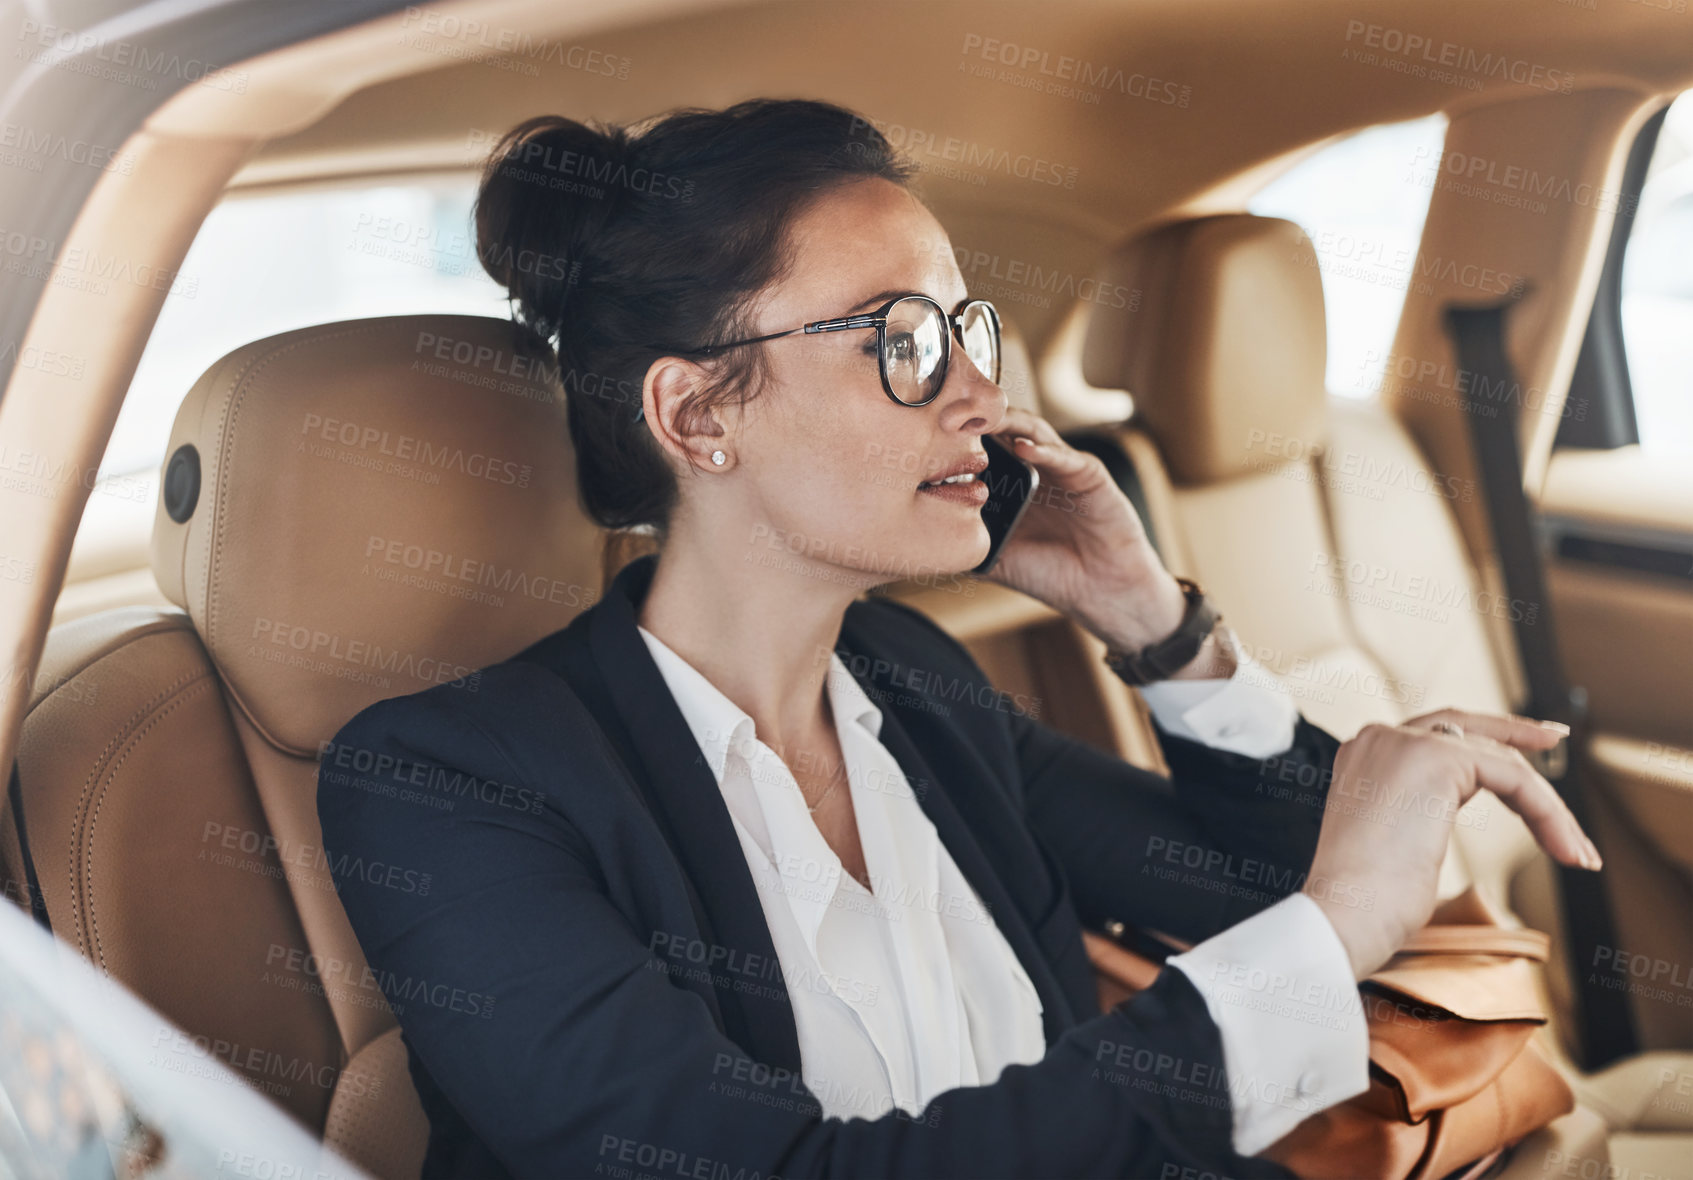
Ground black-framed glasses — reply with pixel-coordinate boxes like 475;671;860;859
633;294;1001;422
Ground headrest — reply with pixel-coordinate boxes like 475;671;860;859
1082;215;1328;485
997;315;1041;414
151;314;604;757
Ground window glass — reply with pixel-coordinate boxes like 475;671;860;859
101;172;504;479
1249;114;1448;399
1621;91;1693;455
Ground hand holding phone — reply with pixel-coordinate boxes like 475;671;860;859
972;433;1040;574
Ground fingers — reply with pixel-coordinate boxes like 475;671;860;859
1459;732;1602;871
1009;434;1082;472
1406;707;1568;753
993;406;1064;447
992;409;1074;470
990;410;1107;491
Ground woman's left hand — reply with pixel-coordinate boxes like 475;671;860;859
979;407;1193;657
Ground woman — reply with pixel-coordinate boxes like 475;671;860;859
317;98;1599;1180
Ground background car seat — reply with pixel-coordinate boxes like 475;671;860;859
1044;212;1693;1178
3;313;604;1178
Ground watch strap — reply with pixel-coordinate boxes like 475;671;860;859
1102;577;1220;687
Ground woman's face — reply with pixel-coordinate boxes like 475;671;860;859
678;177;1007;587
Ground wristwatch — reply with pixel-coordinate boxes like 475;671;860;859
1102;577;1221;686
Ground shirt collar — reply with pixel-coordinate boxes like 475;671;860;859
824;649;884;740
635;625;883;782
636;625;753;784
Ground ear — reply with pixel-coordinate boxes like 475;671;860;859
641;354;734;470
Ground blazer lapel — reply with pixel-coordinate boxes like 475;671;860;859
530;551;1083;1071
576;555;805;1073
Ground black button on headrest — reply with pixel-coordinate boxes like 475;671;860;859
163;444;200;523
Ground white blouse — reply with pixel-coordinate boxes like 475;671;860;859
635;624;1366;1154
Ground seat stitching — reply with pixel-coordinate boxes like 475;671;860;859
67;665;211;956
182;349;271;651
83;677;215;972
23;613;194;726
204;321;446;655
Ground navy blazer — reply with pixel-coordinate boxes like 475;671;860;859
317;552;1342;1180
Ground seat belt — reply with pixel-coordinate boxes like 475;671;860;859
1443;300;1638;1071
8;757;51;933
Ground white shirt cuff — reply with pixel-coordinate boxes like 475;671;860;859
1139;648;1299;759
1165;893;1370;1157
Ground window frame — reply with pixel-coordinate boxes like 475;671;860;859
1556;104;1670;451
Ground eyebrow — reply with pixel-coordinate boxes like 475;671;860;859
842;288;914;316
841;288;966;316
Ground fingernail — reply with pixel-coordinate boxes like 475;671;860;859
1585;839;1603;870
1013;436;1038;449
1537;720;1571;736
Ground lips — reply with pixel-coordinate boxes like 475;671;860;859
917;471;981;489
916;453;991;507
916;454;989;490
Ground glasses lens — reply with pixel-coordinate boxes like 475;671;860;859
960;301;1001;384
883;297;948;404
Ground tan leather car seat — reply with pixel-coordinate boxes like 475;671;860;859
3;314;604;1178
1052;212;1693;1178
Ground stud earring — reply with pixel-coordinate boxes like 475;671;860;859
711;450;726;466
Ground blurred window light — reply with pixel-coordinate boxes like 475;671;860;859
1250;114;1449;399
103;172;503;479
1620;89;1693;455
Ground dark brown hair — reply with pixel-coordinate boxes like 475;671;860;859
474;98;915;535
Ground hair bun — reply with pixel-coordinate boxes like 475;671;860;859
474;114;636;340
469;99;914;535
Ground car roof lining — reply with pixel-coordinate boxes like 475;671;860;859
144;0;1693;236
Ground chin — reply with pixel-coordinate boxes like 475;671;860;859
902;532;990;583
848;503;988;587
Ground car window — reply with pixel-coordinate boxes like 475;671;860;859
1248;114;1448;400
1620;90;1693;455
98;172;505;480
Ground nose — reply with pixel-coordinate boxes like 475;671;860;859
934;346;1007;436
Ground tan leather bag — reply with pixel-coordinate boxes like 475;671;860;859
1083;887;1575;1180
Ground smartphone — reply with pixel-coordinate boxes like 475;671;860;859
973;432;1041;575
